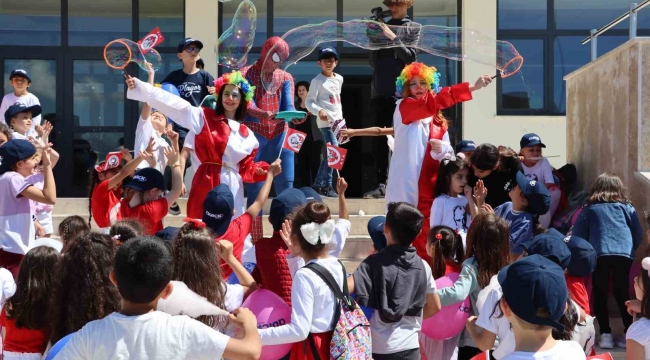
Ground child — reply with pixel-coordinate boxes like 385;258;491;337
572;172;643;349
54;236;262;360
430;153;471;247
519;133;561;228
420;226;465;360
468;144;522;209
29;121;58;237
455;140;477;160
367;215;387;252
0;69;41;137
58;215;90;252
626;256;650;358
497;255;586;360
120;147;183;235
0;139;56;279
349;202;441;359
0;122;11;146
1;246;60;359
109;219;145;245
436;212;510;360
4;102;41;140
306;47;344;198
562;234;596;317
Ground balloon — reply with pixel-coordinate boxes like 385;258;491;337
103;39;162;71
44;333;75;360
262;20;524;91
242;289;293;360
160;83;180;97
347;274;373;320
217;0;257;69
421;272;470;340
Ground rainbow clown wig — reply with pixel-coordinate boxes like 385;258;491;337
202;70;256;109
395;62;441;97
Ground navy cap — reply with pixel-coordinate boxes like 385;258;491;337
318;47;338;60
367;216;387;252
0;139;37;175
4;102;42;124
124;167;165;192
203;184;234;237
155;226;179;241
9;69;31;83
455;140;477;154
269;189;307;231
515;171;551;216
498;255;568;331
177;38;204;53
300;186;322;203
563;234;596;277
520;133;546;149
522;232;572;270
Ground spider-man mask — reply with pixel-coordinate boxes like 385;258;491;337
260;37;289;74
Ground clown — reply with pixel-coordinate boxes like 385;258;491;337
125;70;269;220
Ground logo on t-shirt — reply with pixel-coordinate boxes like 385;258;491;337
452;205;468;232
178;83;202;98
525;173;539;182
133;175;147;182
204;211;224;220
529;180;537;187
563;236;570;243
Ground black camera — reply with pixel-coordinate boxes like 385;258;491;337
369;7;392;22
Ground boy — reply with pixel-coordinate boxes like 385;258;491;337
306;47;344;198
350;202;441;359
0;69;41;137
455;139;477;160
55;236;261;360
498;255;586;360
3;103;42;140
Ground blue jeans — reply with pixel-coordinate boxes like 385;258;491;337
314;127;337;188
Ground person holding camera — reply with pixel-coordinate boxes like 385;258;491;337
365;0;418;199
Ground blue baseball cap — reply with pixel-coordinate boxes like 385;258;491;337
522;232;572;270
563;234;596;277
124;167;165;192
455;140;477;154
177;38;203;53
269;188;307;231
367;216;387;252
0;139;36;175
300;186;322;203
4;102;42;124
203;184;234;237
155;226;179;241
9;69;31;83
520;133;546;149
318;47;338;60
498;255;568;331
515;171;551;216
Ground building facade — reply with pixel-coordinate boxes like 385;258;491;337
0;0;643;197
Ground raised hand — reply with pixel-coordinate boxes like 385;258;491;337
121;148;134;162
470;74;493;92
337;177;348;195
164;146;179;166
125;75;136;90
473;180;487;203
215;240;235;261
269;159;282;177
166;130;179;152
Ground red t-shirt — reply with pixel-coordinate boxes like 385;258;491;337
0;309;48;354
120;198;169;235
217;213;253;279
566;275;591;315
444;259;462;275
91;179;122;228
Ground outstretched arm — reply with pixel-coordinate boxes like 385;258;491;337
246;160;282;218
340;127;394;138
140;61;156;121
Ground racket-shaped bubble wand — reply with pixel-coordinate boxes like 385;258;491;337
104;38;163;72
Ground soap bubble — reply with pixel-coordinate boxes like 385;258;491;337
217;0;257;69
104;39;163;71
261;20;524;92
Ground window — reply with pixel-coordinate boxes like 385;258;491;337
69;0;132;46
0;0;61;45
139;0;184;48
274;0;336;38
554;0;650;30
222;0;267;47
73;60;125;126
499;39;544;112
413;0;458;27
498;0;546;30
3;60;57;121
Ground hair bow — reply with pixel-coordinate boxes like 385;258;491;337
300;220;336;246
442;152;457;165
184;217;206;229
642;257;650;277
435;233;443;241
111;234;121;241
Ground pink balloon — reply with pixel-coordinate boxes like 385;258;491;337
421;272;471;340
242;289;293;360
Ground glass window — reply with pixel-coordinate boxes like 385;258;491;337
413;0;458;26
274;0;336;38
0;0;61;45
139;53;183;84
72;132;124;194
343;0;381;22
554;0;650;30
498;0;547;30
499;39;544;111
69;0;132;46
287;61;323;85
418;54;458;88
222;0;267;47
139;0;184;48
73;60;125;127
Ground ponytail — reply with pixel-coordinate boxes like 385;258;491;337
428;226;465;279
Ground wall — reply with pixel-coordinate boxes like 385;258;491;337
185;0;219;76
461;0;566;168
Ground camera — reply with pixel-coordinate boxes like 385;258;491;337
368;7;392;22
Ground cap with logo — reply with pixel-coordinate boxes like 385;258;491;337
4;103;42;124
9;69;31;83
515;171;551;215
177;38;204;53
202;184;235;237
299;187;322;203
367;215;387;252
270;188;307;231
0;139;37;175
455;140;477;154
124;167;165;192
520;133;546;149
318;47;338;60
522;232;572;270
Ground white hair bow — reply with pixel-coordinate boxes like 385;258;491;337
642;257;650;276
300;220;336;246
442;152;464;165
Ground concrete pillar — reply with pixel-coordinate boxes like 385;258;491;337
185;0;219;76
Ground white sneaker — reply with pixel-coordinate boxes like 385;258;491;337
615;337;627;348
599;333;614;349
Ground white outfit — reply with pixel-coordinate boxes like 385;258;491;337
0;172;35;255
0;93;41;137
28;173;54;235
500;340;586;360
53;311;231;360
430;194;470;248
182;133;201;197
134;116;169;172
286;219;350;274
306;73;344;128
522;158;560;228
627;317;650;360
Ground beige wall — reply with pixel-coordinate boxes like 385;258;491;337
461;0;567;168
185;0;219;76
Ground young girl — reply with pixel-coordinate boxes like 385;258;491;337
626;256;650;359
420;226;465;360
0;139;56;279
0;122;11;146
436;212;510;360
467;144;522;209
572;172;643;349
30;121;58;237
58;215;90;253
109;219;145;245
1;246;60;360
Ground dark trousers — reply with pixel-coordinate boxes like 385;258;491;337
294;137;323;189
373;348;420;360
592;255;633;334
370;97;397;186
458;346;483;360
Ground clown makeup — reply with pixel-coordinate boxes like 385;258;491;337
222;84;242;114
10;112;33;135
409;75;429;99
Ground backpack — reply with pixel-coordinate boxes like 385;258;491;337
304;261;372;360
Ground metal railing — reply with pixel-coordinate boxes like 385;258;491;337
581;0;650;61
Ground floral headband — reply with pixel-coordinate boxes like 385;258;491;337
395;62;441;96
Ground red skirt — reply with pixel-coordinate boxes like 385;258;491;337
290;331;333;360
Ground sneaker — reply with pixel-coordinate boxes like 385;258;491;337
615;337;626;348
169;202;181;215
599;333;614;349
320;186;338;198
364;184;386;199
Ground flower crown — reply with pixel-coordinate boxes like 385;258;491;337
395;62;441;96
214;70;255;102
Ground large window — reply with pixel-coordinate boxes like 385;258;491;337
0;0;61;45
498;0;642;115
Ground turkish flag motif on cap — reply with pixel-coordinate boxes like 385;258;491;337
326;143;347;170
138;27;165;53
95;152;123;172
282;128;307;153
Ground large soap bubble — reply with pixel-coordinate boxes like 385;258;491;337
261;20;524;92
217;0;257;69
104;39;163;71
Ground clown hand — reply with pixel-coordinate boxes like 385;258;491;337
207;86;216;95
470;74;493;92
255;167;267;176
429;139;443;153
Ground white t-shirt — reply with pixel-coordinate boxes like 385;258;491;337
306;73;344;128
627;317;650;360
0;268;16;307
500;340;586;360
0;172;35;255
135;116;169;172
430;194;470;245
370;259;437;354
54;311;231;360
521;158;554;185
0;93;41;137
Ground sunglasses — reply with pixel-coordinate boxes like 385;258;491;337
184;46;200;53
